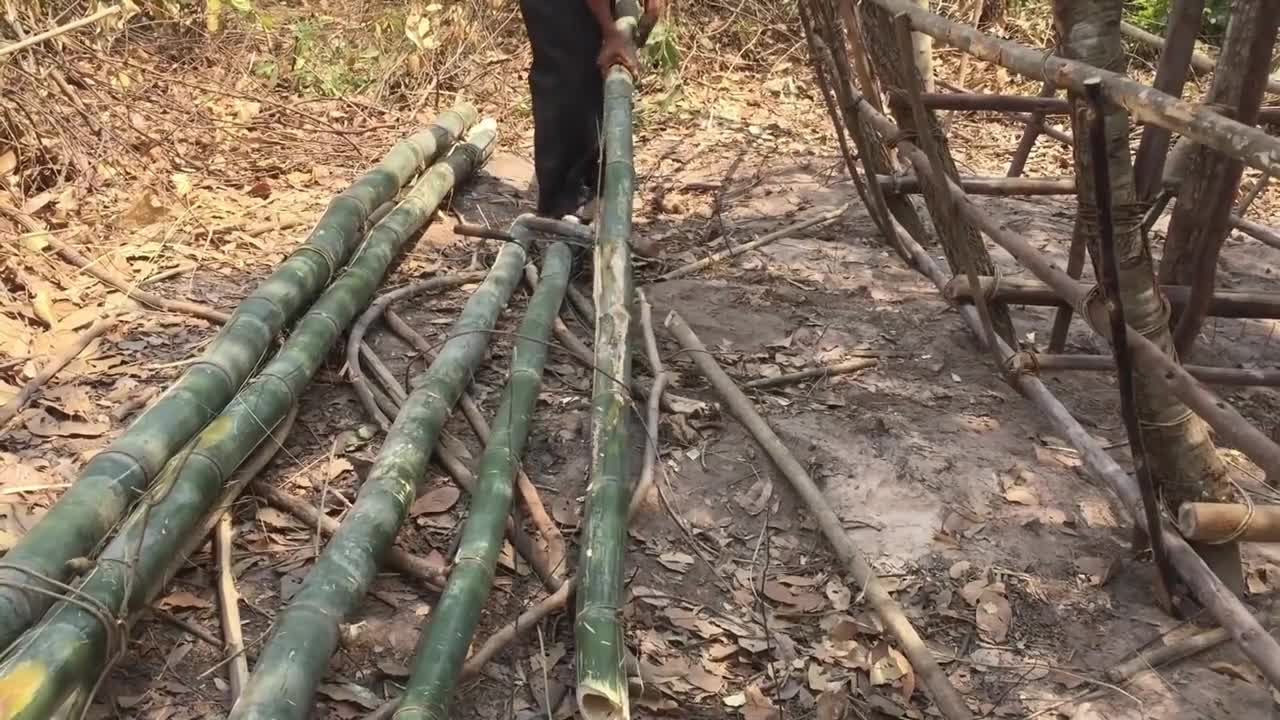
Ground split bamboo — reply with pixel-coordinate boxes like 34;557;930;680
576;12;637;719
0;104;478;654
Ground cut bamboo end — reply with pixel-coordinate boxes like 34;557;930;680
1178;502;1280;543
576;682;628;720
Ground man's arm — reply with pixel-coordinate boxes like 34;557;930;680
584;0;616;36
587;0;639;75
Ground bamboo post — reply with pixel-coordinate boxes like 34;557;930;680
664;311;973;720
1132;0;1207;201
1179;503;1280;543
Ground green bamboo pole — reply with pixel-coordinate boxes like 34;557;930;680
576;14;637;720
393;242;571;720
227;212;537;720
0;122;497;720
0;104;478;653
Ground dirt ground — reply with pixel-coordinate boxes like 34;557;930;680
5;9;1280;720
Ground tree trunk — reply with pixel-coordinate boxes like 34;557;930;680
1052;0;1239;594
860;2;1017;347
1159;0;1280;354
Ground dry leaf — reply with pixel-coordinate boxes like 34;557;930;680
975;590;1012;643
816;689;849;720
948;561;971;579
807;661;830;691
257;506;305;530
738;476;773;516
825;579;852;611
1208;661;1255;683
317;682;382;710
1003;486;1039;505
657;551;695;573
410;486;460;516
25;411;108;438
1074;556;1115;586
688;666;725;693
156;591;212;611
960;579;988;605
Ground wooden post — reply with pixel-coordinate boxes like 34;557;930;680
1161;1;1280;356
1008;82;1059;177
861;1;1017;346
1132;0;1207;201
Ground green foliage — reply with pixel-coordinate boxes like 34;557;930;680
1126;0;1233;43
289;17;380;97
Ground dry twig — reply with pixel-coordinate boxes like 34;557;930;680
0;312;120;427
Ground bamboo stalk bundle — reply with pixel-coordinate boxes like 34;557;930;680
0;121;496;720
0;104;478;653
576;13;638;720
228;211;548;720
392;243;571;720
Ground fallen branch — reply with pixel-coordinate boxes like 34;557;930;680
37;235;230;324
658;204;849;281
0;312;119;427
664;310;972;720
1108;617;1268;682
215;513;249;701
629;290;669;517
743;358;877;389
0;5;121;57
253;482;445;590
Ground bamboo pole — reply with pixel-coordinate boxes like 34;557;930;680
944;275;1280;319
864;0;1280;175
1179;503;1280;543
1010;353;1280;387
878;175;1074;195
1120;20;1280;96
665;311;972;720
924;92;1069;114
392;243;571;720
576;14;637;717
0;5;120;56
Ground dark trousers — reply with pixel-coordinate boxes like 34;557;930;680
519;0;605;218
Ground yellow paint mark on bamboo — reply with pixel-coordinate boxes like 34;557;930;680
200;415;234;445
0;661;47;719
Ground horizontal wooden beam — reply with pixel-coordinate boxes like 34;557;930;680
879;175;1074;195
1179;502;1280;542
922;91;1280;123
945;275;1280;319
1015;353;1280;387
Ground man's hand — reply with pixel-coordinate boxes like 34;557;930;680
597;27;638;77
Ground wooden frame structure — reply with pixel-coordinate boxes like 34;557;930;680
800;0;1280;711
